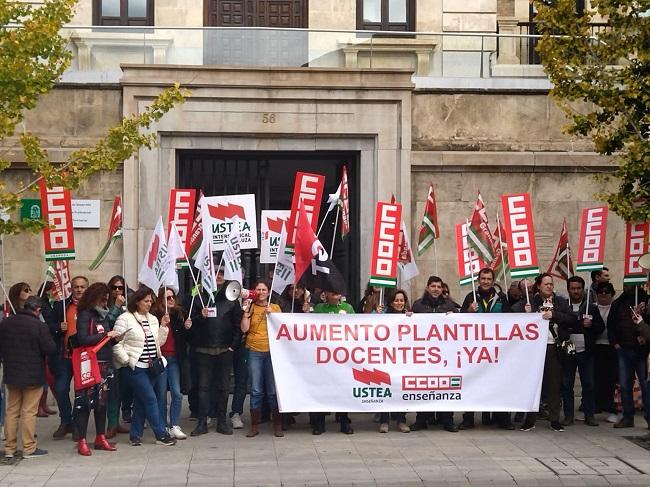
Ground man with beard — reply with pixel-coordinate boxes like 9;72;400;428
409;275;458;433
459;268;515;430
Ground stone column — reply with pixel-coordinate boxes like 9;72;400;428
497;17;520;64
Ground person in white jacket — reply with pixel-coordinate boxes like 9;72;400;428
112;287;176;446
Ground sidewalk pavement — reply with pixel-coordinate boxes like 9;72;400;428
0;409;648;487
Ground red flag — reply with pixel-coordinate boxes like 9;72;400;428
294;203;321;282
38;180;75;261
167;189;196;256
340;166;350;238
576;206;608;272
547;218;573;281
623;222;650;284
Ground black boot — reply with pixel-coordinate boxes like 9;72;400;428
191;418;208;436
310;413;325;435
339;414;354;435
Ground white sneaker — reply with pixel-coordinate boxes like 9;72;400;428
607;413;620;423
575;413;585;421
169;425;187;440
231;413;244;429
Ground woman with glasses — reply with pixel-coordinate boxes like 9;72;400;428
152;287;191;440
112;287;176;447
8;282;32;313
73;282;123;456
105;276;130;438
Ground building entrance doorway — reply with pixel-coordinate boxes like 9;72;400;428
177;150;361;306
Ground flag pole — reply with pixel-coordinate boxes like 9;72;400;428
164;286;168;314
524;278;530;305
269;241;282;306
121;192;128;310
433;239;438;276
330;206;340;258
39;265;49;297
316;207;333;238
0;234;7;302
59;262;66;319
496;211;508;289
188;293;196;317
467;219;477;303
0;279;15;314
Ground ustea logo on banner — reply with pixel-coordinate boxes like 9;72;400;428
202;194;258;251
352;368;392;403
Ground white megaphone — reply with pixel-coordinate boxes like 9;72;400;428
224;281;259;302
639;252;650;271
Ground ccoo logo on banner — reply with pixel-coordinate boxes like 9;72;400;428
267;313;547;412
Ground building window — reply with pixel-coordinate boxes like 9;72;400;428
357;0;415;31
93;0;154;26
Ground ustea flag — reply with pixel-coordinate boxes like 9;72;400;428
223;217;243;285
138;217;168;292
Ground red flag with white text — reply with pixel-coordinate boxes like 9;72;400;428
575;206;608;272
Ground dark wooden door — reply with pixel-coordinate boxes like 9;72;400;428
204;0;308;66
205;0;306;27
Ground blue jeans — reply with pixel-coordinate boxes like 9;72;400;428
155;356;182;428
561;351;595;418
617;347;650;419
124;366;167;440
49;356;73;424
248;350;277;410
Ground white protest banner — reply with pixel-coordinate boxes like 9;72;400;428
201;194;258;251
260;210;290;264
268;313;546;412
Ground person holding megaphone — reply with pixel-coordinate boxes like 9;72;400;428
189;268;243;437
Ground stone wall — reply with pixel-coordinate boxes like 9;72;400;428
409;90;621;301
1;86;126;289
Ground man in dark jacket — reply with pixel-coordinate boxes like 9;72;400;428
561;276;604;427
519;273;577;432
608;285;650;428
409;275;458;433
459;268;515;431
190;269;243;436
0;296;56;459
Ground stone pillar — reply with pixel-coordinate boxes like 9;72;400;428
497;17;520;64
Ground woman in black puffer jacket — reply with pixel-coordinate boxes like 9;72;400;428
73;283;122;456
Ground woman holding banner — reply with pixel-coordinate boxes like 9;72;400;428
73;283;122;456
240;280;283;438
378;289;412;433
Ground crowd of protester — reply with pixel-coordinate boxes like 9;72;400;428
0;265;648;460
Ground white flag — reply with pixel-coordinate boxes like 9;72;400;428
193;232;217;296
163;223;185;294
223;217;243;285
398;220;419;282
271;224;295;296
326;182;342;213
138;217;168;292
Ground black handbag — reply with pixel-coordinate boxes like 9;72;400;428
147;356;166;378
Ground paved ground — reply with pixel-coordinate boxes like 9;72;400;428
0;408;648;487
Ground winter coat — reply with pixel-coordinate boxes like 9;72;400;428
112;311;168;369
0;310;56;386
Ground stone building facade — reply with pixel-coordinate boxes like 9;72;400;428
2;0;619;303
